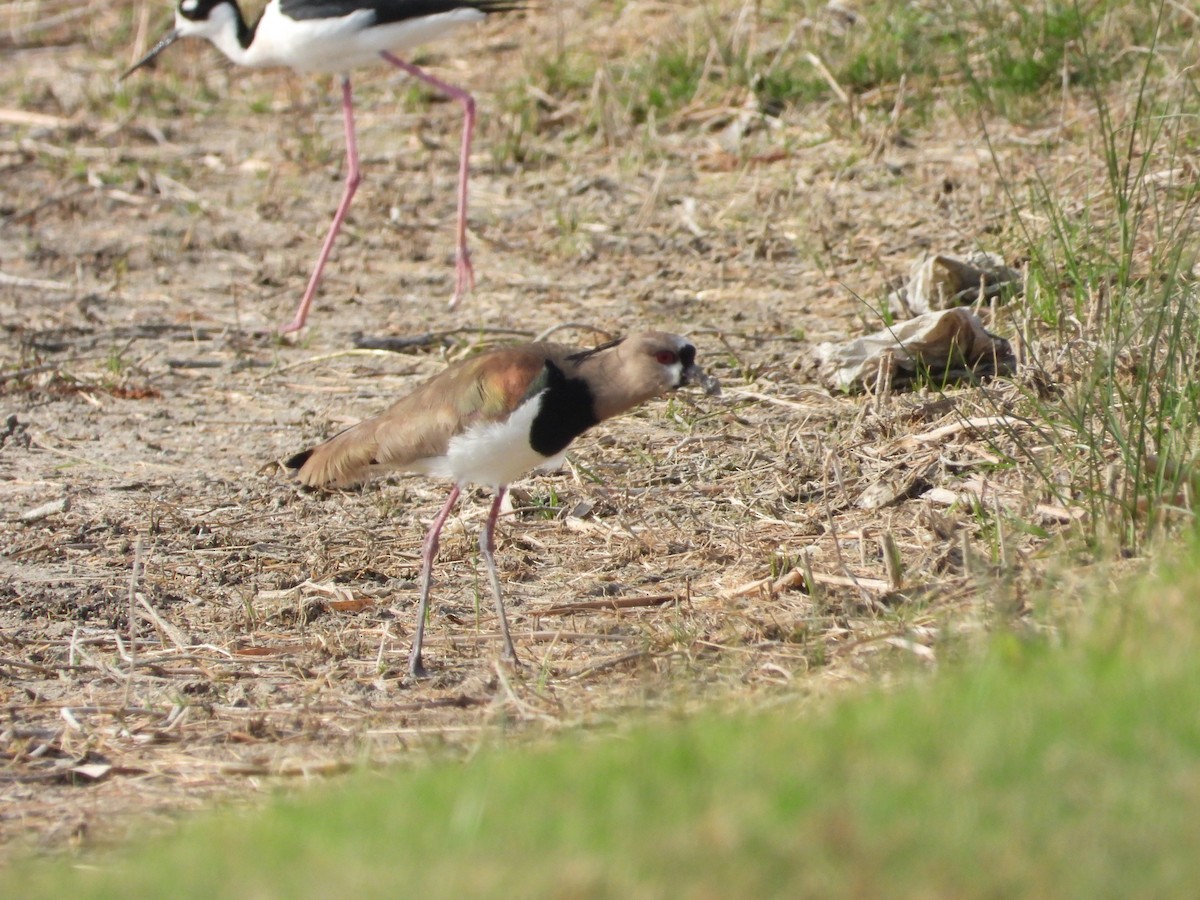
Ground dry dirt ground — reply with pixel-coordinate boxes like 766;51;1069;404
2;1;1057;857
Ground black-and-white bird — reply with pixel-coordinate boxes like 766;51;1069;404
285;331;721;676
122;0;522;333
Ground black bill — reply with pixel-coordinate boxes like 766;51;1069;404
120;30;182;81
682;364;722;397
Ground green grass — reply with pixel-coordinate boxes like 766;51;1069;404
9;538;1200;897
497;0;1185;156
944;0;1200;552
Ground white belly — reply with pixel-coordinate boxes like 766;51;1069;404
415;393;565;489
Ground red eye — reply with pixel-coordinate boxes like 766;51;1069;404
655;350;678;365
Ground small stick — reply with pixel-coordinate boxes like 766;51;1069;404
881;531;904;591
536;594;676;617
375;620;391;674
912;416;1021;444
994;495;1009;572
394;630;639;645
531;323;615;343
0;108;70;128
565;650;652;680
805;51;851;106
351;326;535;353
4;186;92;225
0;363;58;383
0;657;61;676
800;551;821;600
137;593;189;651
0;270;73;292
125;537;143;705
18;496;69;524
722;568;892;600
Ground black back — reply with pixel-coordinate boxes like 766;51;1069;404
278;0;523;25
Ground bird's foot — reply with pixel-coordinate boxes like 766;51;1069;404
500;646;521;670
408;653;429;680
448;249;474;310
278;316;307;337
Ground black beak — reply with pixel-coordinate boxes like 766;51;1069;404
120;29;182;81
682;363;722;397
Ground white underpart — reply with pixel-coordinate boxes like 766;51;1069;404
178;1;487;73
411;392;565;489
667;359;683;387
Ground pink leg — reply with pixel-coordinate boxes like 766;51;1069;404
409;483;462;678
479;486;518;665
381;51;476;309
279;76;362;334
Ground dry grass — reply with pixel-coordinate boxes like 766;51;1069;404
1;0;1195;860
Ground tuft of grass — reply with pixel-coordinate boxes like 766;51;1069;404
960;0;1194;117
960;0;1200;553
499;0;1175;162
524;486;563;520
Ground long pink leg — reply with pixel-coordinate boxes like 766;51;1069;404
479;486;518;665
381;51;476;309
279;76;362;334
409;483;462;678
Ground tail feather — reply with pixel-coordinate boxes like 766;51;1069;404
286;425;380;489
284;448;313;471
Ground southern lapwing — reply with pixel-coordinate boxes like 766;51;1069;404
285;331;721;676
121;0;523;333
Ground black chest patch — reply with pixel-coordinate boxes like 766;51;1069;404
528;361;599;457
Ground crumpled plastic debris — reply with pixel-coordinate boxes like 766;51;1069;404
815;307;1017;392
889;251;1022;318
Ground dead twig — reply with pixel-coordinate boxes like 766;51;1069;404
564;650;653;680
536;594;677;617
0;270;73;292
